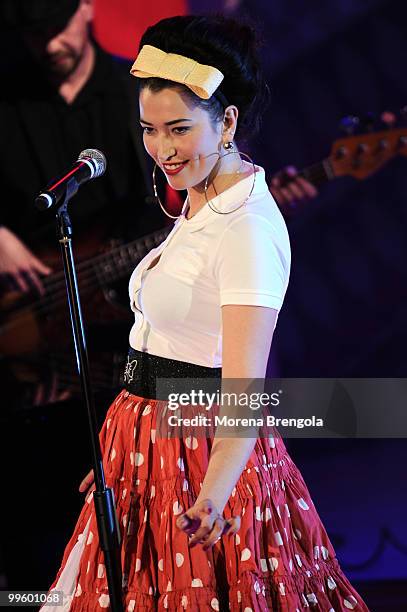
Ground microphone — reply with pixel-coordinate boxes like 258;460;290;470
35;148;107;211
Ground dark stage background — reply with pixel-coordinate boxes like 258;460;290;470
0;0;406;609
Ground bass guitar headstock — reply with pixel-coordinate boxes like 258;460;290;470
330;109;407;179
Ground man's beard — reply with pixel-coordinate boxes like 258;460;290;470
46;52;80;79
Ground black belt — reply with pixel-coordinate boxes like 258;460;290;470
123;347;222;400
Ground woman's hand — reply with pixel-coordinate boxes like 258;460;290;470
176;498;240;551
78;468;95;499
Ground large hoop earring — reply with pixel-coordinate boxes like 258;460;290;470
204;150;256;215
152;163;182;220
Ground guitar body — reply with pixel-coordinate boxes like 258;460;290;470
0;224;130;357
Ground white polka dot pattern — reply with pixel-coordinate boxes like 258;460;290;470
269;557;279;571
297;497;310;510
344;595;358;609
185;436;198;450
134;452;144;466
327;576;337;590
176;553;184;567
98;594;110;608
49;391;368;612
173;501;183;515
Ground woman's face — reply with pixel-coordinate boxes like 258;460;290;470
139;86;223;190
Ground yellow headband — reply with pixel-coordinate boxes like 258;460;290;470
130;44;224;100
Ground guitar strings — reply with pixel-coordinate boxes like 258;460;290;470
38;224;171;295
0;227;171;335
40;225;171;293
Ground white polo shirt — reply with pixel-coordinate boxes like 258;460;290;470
128;165;291;367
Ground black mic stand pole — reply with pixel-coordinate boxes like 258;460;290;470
56;181;124;612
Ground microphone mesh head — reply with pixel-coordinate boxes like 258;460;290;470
78;148;107;177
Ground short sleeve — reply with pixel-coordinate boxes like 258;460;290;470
128;266;140;313
214;213;290;309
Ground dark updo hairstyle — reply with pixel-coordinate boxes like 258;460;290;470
138;15;270;142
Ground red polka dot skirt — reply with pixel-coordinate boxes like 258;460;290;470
42;390;370;611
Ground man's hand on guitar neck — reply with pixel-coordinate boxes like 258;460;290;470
269;165;318;213
0;226;52;295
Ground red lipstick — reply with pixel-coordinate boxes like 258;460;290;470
162;161;189;175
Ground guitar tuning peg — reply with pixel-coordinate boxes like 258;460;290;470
360;112;375;132
381;110;397;128
339;115;360;135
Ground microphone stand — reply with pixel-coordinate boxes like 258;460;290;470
56;181;124;612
